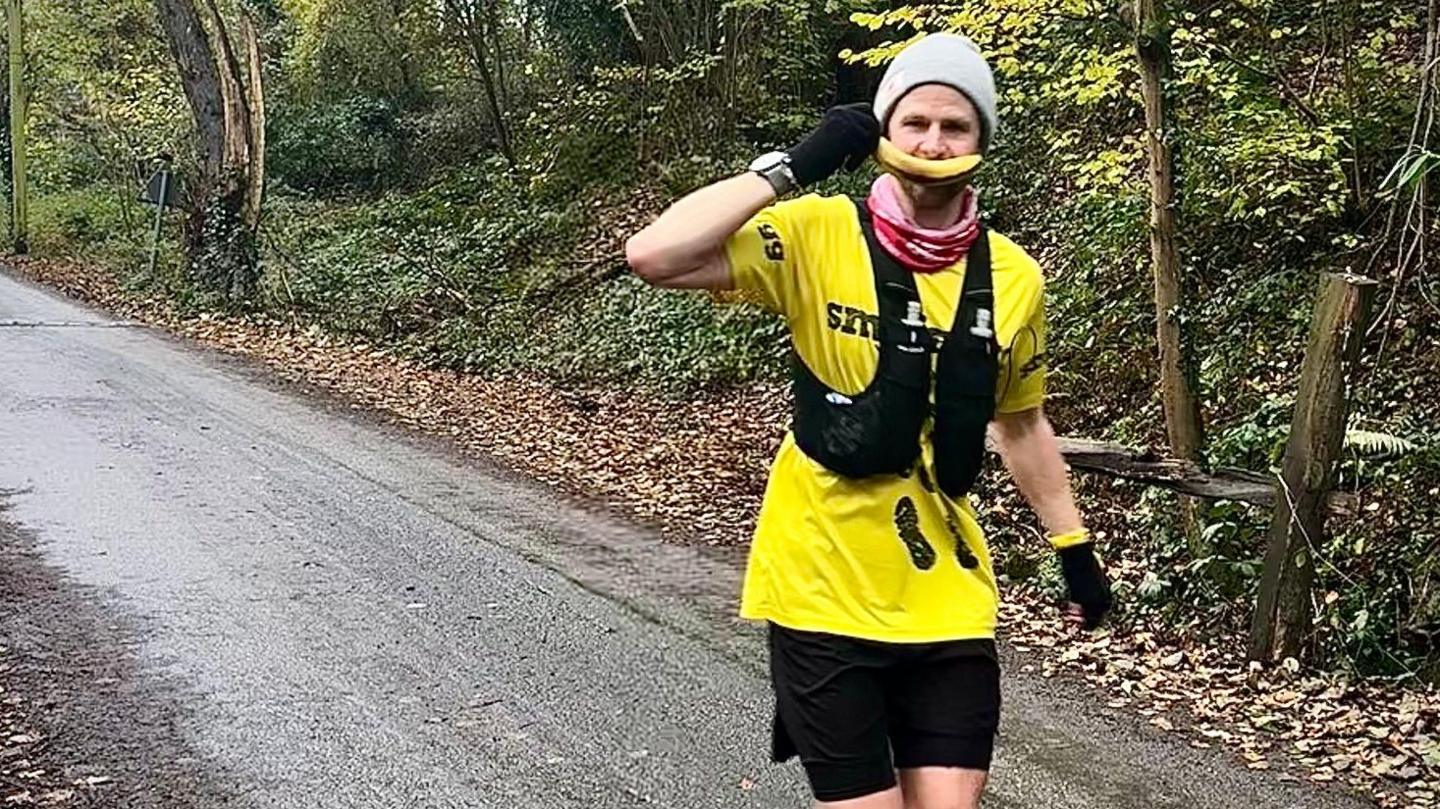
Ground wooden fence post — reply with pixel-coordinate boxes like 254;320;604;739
1249;272;1377;663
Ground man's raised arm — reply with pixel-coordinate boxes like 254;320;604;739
624;173;775;290
625;103;881;291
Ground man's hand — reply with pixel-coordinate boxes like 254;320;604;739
786;104;881;187
1056;540;1112;629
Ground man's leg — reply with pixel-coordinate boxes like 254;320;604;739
817;784;905;809
897;767;987;809
886;645;1000;809
768;625;898;805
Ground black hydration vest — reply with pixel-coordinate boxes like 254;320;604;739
790;202;999;497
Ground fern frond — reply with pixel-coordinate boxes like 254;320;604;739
1344;429;1419;458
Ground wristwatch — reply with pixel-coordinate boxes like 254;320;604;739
749;150;798;197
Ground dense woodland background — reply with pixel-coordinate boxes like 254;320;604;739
2;0;1437;679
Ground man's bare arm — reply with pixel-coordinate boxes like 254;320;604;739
624;173;775;290
990;406;1083;536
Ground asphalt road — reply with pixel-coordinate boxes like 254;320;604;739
0;270;1370;808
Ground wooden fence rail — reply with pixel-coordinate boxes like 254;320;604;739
1053;438;1358;518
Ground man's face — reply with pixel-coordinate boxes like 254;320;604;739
885;83;982;160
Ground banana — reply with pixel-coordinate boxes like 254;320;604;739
873;138;982;185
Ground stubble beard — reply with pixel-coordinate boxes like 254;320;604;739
898;176;970;221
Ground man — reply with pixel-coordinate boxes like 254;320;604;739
625;33;1112;809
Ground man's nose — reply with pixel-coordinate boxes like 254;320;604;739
918;126;951;158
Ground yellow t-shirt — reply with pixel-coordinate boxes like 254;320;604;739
724;193;1047;643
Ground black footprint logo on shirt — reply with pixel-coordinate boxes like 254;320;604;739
917;467;979;569
894;497;937;571
946;507;981;570
916;464;937;494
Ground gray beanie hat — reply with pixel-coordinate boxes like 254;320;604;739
872;33;998;153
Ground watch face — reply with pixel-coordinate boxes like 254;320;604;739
750;151;786;172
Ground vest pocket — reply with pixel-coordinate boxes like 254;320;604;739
932;397;991;497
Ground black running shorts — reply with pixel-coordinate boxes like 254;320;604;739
768;623;1001;803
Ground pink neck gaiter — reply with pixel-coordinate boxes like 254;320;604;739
865;173;980;273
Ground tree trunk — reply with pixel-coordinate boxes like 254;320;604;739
239;12;265;230
482;0;510;114
445;0;515;166
154;0;223;173
1134;0;1206;547
386;0;422;104
154;0;262;303
6;0;27;254
199;0;248;166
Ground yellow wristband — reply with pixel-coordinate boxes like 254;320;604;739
1048;528;1092;550
874;138;983;184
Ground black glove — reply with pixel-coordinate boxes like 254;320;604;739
786;103;881;187
1057;543;1113;629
